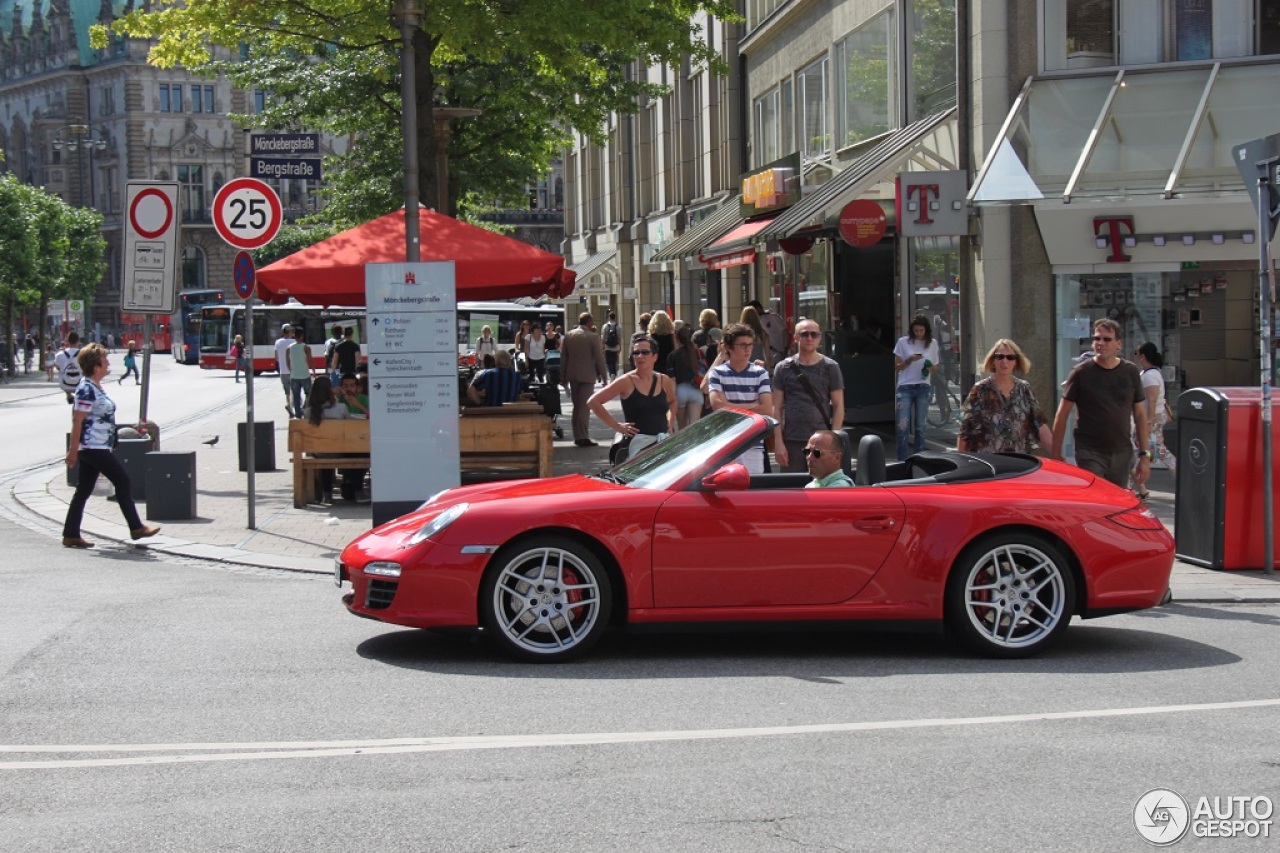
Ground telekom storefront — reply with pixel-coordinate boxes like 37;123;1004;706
970;64;1280;396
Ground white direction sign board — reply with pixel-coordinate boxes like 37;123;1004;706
121;183;180;314
366;262;459;525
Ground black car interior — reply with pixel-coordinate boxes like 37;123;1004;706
737;433;1041;490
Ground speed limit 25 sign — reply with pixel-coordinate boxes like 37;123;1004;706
211;177;283;250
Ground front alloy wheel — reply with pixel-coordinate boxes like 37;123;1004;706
947;533;1076;658
481;537;611;662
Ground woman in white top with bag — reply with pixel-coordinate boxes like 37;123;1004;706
1133;341;1175;499
524;323;547;383
893;314;939;461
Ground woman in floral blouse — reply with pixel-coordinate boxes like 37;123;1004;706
957;339;1054;455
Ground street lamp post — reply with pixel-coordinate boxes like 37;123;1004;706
391;0;422;262
52;123;106;208
51;123;107;340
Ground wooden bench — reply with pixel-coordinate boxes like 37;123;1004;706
288;406;553;507
288;419;372;508
459;403;554;481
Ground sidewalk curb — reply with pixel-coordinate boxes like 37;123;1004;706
11;455;1280;600
10;465;332;575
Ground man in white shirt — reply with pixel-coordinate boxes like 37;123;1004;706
274;324;295;417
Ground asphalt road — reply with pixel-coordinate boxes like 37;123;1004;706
2;511;1277;851
0;356;248;476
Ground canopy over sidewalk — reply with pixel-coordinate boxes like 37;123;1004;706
255;209;575;305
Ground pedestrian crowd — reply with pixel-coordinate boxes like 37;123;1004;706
542;303;1168;503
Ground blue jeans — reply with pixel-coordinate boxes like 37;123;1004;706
290;377;312;418
896;383;930;460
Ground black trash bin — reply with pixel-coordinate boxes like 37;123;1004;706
113;438;153;500
145;451;197;520
237;420;276;472
1175;387;1280;569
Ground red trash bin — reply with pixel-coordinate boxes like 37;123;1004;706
1175;387;1280;570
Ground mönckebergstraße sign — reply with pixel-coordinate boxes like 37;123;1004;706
249;133;319;155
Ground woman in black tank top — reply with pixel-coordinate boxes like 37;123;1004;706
589;334;678;460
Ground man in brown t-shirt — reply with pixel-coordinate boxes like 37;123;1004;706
1051;318;1150;489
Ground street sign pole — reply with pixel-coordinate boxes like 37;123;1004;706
233;250;258;530
246;299;256;530
1260;168;1278;576
140;315;152;425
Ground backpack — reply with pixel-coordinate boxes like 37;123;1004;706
59;348;82;394
603;322;620;349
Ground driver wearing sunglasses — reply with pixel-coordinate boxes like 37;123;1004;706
803;430;853;488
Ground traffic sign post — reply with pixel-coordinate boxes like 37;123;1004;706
1234;131;1280;575
212;181;280;531
121;182;181;432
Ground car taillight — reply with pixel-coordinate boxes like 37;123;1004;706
1107;505;1166;531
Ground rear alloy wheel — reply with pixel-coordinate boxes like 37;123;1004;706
481;537;611;662
947;533;1076;658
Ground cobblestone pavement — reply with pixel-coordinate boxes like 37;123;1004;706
4;368;1278;602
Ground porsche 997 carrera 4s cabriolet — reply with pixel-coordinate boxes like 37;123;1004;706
337;409;1174;662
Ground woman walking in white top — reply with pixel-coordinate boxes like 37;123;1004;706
525;323;547;383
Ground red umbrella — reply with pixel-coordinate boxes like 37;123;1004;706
255;208;575;305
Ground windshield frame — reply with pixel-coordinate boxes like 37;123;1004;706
606;409;767;491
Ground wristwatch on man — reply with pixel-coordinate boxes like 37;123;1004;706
1137;450;1152;459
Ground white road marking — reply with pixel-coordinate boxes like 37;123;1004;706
2;697;1277;770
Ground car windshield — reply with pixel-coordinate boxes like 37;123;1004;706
607;409;761;490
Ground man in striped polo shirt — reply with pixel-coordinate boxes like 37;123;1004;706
707;322;774;473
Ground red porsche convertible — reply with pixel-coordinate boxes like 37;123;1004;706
337;409;1174;662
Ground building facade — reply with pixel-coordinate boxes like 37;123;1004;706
968;0;1280;424
0;0;326;339
565;0;1280;449
564;0;961;429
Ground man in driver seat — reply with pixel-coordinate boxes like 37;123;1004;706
805;430;852;488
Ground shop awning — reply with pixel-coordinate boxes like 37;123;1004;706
568;250;617;280
650;196;741;263
695;215;777;270
757;107;958;240
968;63;1280;205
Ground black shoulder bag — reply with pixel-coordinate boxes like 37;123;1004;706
791;360;833;431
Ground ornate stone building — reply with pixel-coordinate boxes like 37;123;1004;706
0;0;323;337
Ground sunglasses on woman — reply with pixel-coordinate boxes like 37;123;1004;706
992;354;1018;362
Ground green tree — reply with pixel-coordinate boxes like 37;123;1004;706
0;177;104;374
99;0;735;227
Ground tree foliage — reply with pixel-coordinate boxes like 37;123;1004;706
98;0;736;229
0;176;106;372
0;176;105;308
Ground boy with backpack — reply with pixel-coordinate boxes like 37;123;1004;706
56;332;83;403
601;311;621;379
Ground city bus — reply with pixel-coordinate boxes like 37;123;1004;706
198;303;367;372
173;288;227;364
456;301;565;359
119;313;172;354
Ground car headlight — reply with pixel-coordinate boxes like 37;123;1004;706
404;502;468;547
364;561;402;578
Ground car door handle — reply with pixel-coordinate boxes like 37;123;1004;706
855;517;896;531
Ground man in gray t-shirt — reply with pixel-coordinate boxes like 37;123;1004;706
772;319;845;473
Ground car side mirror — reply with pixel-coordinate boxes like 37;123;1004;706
701;462;750;491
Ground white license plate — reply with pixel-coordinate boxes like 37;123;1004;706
334;558;343;587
